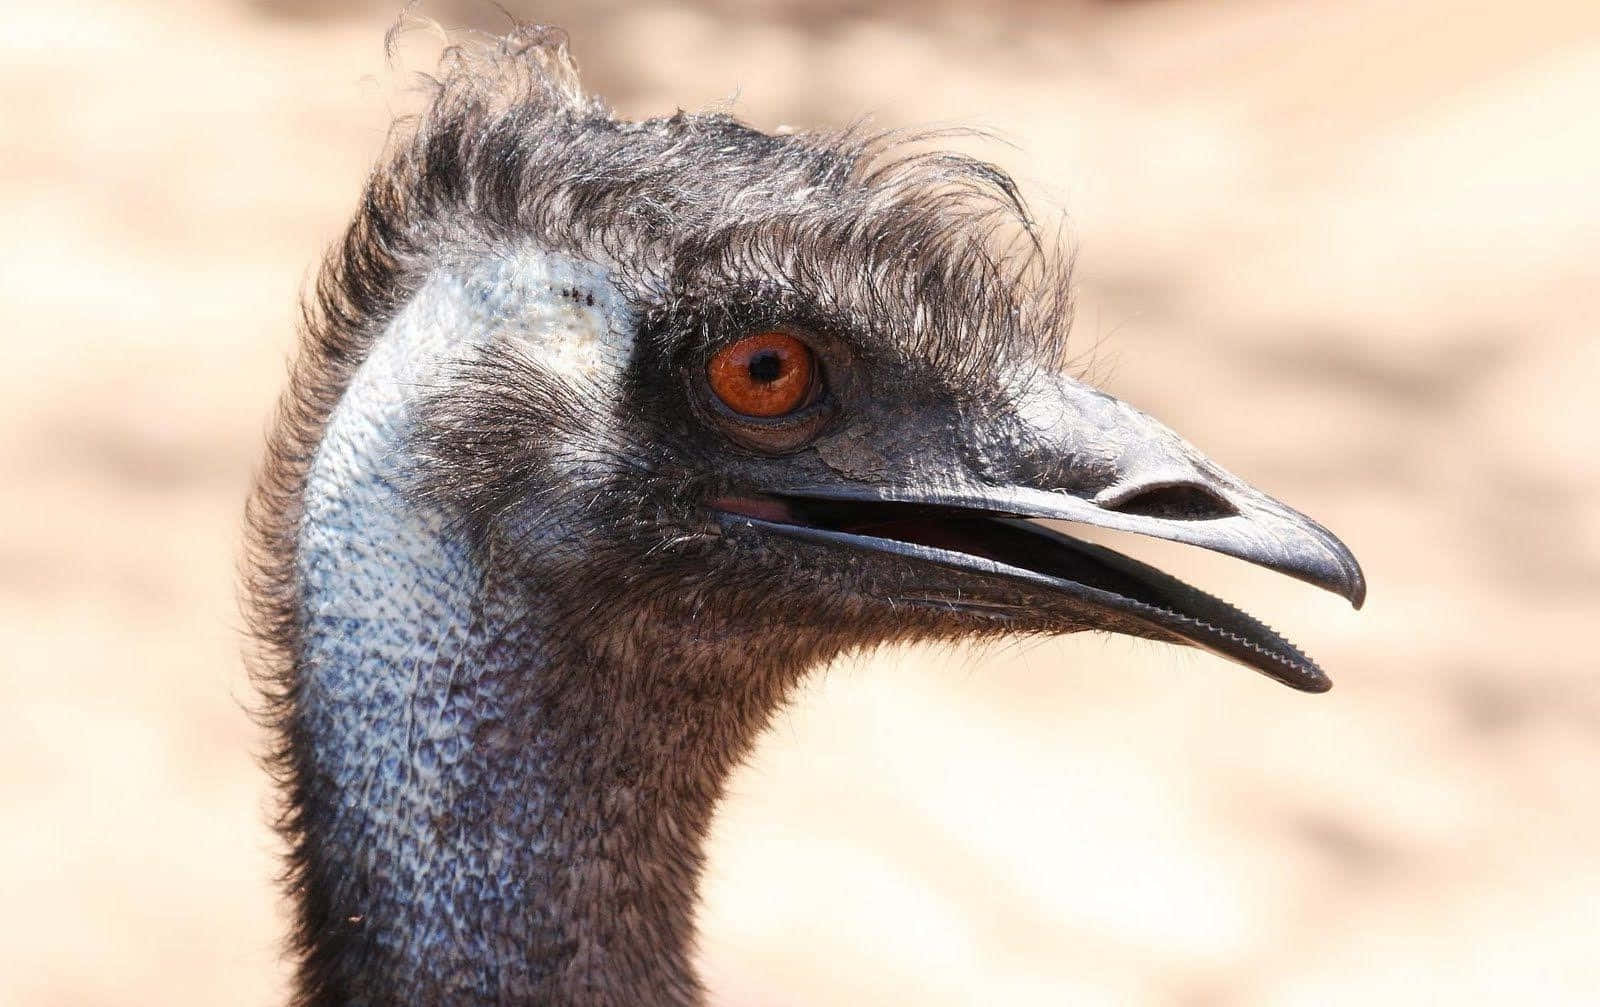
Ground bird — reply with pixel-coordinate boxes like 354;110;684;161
244;23;1365;1007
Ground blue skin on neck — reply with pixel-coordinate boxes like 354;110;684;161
296;251;641;999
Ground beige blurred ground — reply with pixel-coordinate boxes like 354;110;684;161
2;0;1598;1003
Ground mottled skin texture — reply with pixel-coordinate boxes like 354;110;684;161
246;25;1361;1007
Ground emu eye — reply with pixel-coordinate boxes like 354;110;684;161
707;331;817;418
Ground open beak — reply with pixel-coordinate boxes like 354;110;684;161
711;386;1365;692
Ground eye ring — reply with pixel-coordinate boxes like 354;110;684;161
707;331;817;417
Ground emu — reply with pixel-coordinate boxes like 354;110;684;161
246;26;1365;1007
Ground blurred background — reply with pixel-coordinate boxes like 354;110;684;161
3;0;1597;1003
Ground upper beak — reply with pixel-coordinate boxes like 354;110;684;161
1036;384;1365;608
713;377;1365;692
804;388;1366;611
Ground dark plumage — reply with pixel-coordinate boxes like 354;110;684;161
246;24;1363;1006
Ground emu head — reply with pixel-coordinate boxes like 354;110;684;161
318;30;1362;700
257;28;1371;1004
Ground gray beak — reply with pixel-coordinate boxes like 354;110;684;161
713;377;1365;691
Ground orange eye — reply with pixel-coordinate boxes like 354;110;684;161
707;331;816;418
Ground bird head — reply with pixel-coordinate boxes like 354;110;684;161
377;30;1362;690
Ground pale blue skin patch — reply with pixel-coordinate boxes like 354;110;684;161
296;247;632;985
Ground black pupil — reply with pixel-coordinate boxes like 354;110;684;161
747;350;784;383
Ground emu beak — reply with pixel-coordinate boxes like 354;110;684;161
713;381;1365;692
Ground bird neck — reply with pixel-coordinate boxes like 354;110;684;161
288;258;786;1005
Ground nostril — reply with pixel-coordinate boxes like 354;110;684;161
1103;482;1238;521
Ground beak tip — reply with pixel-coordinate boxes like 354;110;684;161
1310;522;1365;610
1272;662;1332;693
1347;568;1367;610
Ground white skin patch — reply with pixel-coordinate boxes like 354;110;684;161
296;247;633;984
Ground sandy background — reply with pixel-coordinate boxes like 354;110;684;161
3;0;1598;1003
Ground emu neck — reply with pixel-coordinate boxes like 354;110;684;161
293;258;760;1005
